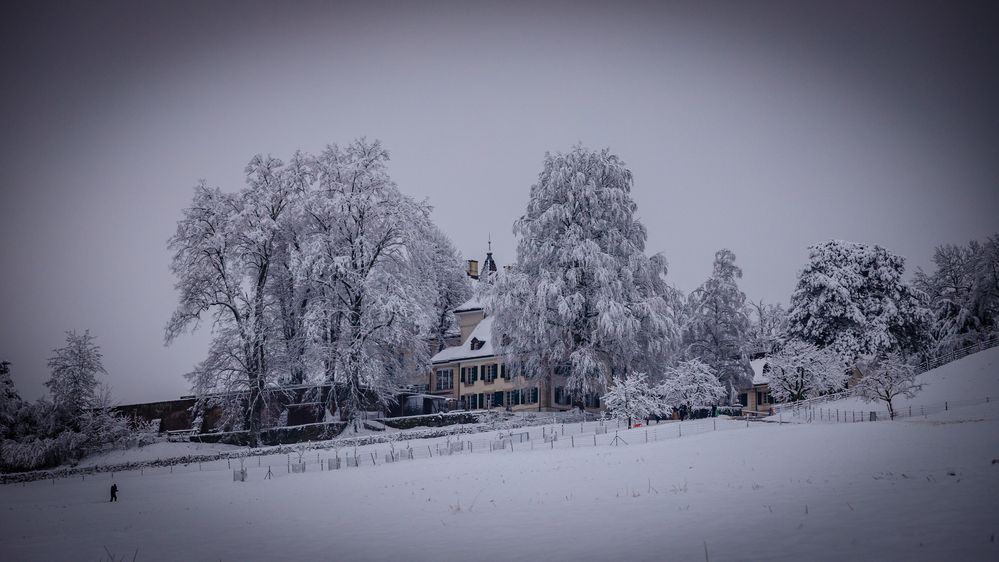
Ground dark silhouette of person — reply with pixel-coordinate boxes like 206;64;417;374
110;483;118;502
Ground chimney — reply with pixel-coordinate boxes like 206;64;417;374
467;259;479;279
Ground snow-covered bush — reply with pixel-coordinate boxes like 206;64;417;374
765;340;847;403
602;372;665;427
658;359;726;417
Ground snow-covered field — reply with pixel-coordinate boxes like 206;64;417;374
2;351;998;561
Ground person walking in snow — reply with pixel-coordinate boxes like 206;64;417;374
110;483;118;502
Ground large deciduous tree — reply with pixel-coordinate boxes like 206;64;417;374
168;140;464;440
166;157;296;443
489;146;679;402
914;235;999;354
747;299;787;355
296;140;439;425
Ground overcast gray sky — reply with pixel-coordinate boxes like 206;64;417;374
1;1;997;404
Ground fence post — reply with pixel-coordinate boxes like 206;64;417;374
593;435;596;446
945;401;948;411
571;436;574;448
645;430;648;443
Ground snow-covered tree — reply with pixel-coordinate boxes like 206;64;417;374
0;361;21;436
167;161;295;443
914;235;999;354
855;354;920;419
168;140;468;439
658;359;726;419
682;249;753;395
489;146;680;402
295;140;440;425
45;330;106;424
423;226;473;353
765;340;846;403
747;299;787;355
77;382;131;452
267;151;315;385
785;240;930;363
602;372;665;427
1;337;136;471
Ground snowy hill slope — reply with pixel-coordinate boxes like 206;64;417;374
817;346;999;416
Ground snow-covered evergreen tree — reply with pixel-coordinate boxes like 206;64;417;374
45;330;106;424
658;359;726;418
0;361;21;437
682;249;753;396
785;240;930;363
855;354;920;419
489;146;680;402
602;372;665;427
765;340;846;403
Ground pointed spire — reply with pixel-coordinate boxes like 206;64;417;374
483;236;497;278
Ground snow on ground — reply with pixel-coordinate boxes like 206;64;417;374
2;404;997;561
75;441;244;468
3;353;998;561
793;346;999;418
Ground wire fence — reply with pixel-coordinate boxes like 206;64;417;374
2;416;754;486
777;394;995;424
